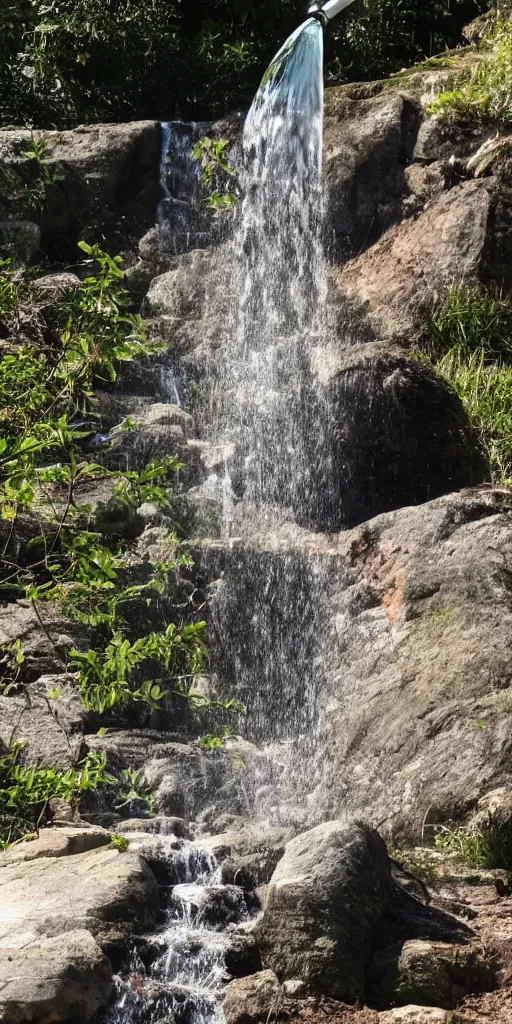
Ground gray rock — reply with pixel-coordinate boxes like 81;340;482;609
0;220;40;264
294;351;486;529
117;816;192;839
0;825;111;864
0;673;85;769
223;970;283;1024
173;883;247;927
0;600;85;687
337;177;512;345
413;116;494;162
0;122;161;259
135;402;194;434
0;842;159;948
0;929;112;1023
282;979;306;997
379;1009;451;1024
33;271;81;296
255;820;391;1001
324;92;420;260
393;940;494;1009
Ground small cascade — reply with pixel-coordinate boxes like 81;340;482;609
158;120;211;254
101;836;250;1024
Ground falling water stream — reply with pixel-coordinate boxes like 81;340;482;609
102;16;328;1024
215;17;328;526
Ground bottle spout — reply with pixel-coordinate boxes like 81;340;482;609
308;0;357;23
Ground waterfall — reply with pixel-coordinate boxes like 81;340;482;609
203;16;337;829
209;17;330;533
102;19;333;1024
157;120;211;254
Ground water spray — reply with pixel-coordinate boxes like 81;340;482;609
307;0;357;26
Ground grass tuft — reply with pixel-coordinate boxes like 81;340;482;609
421;288;512;486
428;17;512;124
435;816;512;871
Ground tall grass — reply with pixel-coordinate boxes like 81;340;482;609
423;289;512;485
428;17;512;124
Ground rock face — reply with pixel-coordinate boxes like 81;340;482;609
0;929;112;1024
0;837;159;948
223;970;283;1024
208;487;512;838
255;820;391;1001
0;121;161;260
146;255;486;531
322;61;512;344
0;674;85;769
337;178;506;346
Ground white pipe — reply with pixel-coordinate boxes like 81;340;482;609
309;0;357;22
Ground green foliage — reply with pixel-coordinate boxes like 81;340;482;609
0;245;157;446
70;622;207;715
0;245;209;722
422;288;512;362
421;288;512;485
115;768;153;814
393;849;438;884
436;349;512;483
108;832;130;851
0;132;61;218
429;17;512;124
0;639;25;694
0;0;486;127
192;136;237;216
0;742;114;848
199;724;233;750
434;817;512;870
0;245;246;849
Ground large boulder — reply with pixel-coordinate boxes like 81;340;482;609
0;929;112;1023
287;350;486;530
0;839;159;948
223;970;283;1024
255;820;391;1001
336;177;512;346
392;940;494;1010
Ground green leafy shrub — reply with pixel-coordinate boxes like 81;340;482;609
108;832;130;851
0;243;210;720
429;16;512;124
0;243;248;848
421;288;512;485
192;137;238;216
435;816;512;870
0;742;114;848
392;848;438;884
115;768;154;814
